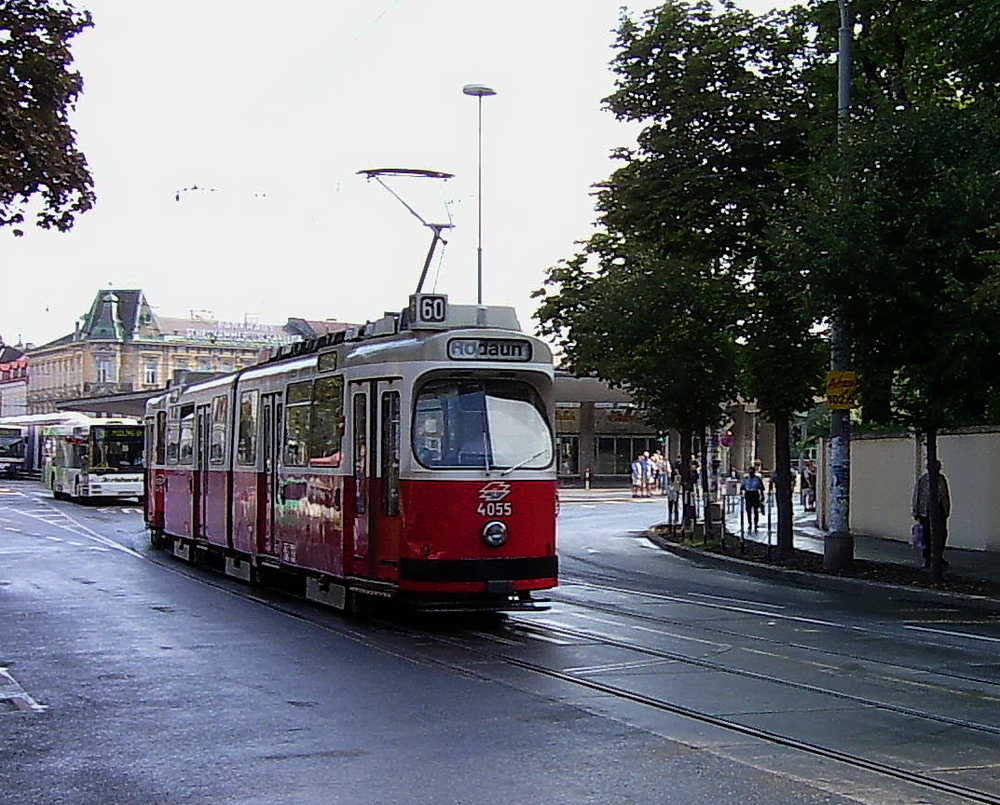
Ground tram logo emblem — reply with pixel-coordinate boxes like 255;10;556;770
478;481;511;502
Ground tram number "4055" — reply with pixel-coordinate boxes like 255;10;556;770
477;501;513;517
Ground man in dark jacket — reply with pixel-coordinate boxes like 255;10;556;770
912;460;951;569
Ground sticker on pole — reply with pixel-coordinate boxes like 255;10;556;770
826;371;858;410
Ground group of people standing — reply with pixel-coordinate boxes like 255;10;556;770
631;451;685;521
629;452;953;569
630;451;677;497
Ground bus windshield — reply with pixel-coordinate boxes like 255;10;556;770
413;378;552;470
90;426;145;472
0;428;24;458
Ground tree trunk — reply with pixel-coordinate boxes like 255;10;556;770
680;428;696;531
772;413;794;558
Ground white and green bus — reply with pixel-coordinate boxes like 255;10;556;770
43;416;145;502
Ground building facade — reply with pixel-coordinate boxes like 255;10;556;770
25;289;350;415
0;343;28;417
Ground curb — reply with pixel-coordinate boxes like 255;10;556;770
646;530;1000;613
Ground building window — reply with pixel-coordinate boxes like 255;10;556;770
144;359;159;385
96;357;115;383
556;435;579;476
595;435;659;475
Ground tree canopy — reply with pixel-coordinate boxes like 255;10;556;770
0;0;94;234
535;0;1000;558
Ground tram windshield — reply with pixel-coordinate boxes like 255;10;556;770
413;378;552;470
90;425;145;472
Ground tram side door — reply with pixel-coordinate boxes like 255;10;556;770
350;380;401;580
373;381;402;580
349;384;371;575
194;404;211;538
260;393;282;556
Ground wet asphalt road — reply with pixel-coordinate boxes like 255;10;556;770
3;480;997;804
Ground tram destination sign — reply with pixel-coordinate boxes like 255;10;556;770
447;338;532;362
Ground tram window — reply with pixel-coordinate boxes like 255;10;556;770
237;389;259;465
284;381;312;466
155;411;167;465
166;421;180;464
381;391;400;516
210;395;228;464
353;393;367;515
309;375;343;467
179;412;195;464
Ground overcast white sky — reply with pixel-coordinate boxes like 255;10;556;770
4;0;789;347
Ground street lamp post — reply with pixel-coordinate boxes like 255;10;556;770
462;83;496;324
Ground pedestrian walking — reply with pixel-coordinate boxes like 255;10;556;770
912;459;951;569
801;460;816;512
666;470;681;523
741;467;765;530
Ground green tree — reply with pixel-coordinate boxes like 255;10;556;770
0;0;94;234
739;258;826;555
789;0;1000;578
535;237;740;527
538;0;825;546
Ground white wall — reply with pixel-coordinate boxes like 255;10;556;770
848;431;1000;552
850;436;916;543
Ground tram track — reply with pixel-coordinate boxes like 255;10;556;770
558;565;1000;688
130;552;1000;805
506;615;1000;737
383;613;1000;805
469;645;1000;805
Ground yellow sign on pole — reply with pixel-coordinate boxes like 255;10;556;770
826;370;858;410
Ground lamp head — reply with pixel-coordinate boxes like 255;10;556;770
463;84;496;97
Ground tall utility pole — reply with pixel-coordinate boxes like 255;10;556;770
825;0;854;570
462;83;496;326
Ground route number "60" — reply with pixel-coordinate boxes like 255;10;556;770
416;294;447;323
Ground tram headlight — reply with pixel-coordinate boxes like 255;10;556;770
481;520;508;548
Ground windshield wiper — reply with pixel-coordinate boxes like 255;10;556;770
501;448;548;476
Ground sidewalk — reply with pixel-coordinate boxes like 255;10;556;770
722;495;1000;586
559;485;1000;587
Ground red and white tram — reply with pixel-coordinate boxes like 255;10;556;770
144;295;558;612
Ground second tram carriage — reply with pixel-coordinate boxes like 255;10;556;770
144;295;558;612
